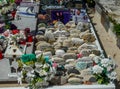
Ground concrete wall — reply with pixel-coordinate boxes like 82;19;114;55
108;22;117;44
95;3;103;15
95;3;117;44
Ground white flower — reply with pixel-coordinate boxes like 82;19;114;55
107;71;117;80
93;56;101;64
27;72;35;78
31;70;34;73
108;60;113;65
23;66;33;72
108;60;116;68
107;66;112;71
35;62;43;68
43;64;49;68
101;58;110;67
93;65;103;74
36;53;42;58
39;70;47;76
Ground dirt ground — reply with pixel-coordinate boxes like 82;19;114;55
0;83;27;87
89;11;120;89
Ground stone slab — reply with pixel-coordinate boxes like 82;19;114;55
0;59;11;81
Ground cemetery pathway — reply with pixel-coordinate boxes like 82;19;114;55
90;11;120;89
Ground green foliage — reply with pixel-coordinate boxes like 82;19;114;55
43;66;50;72
113;23;120;37
94;73;110;84
24;61;35;66
5;24;10;29
108;16;117;24
37;54;45;64
22;70;27;81
17;60;23;68
30;77;43;89
9;0;14;3
109;16;120;37
35;77;43;82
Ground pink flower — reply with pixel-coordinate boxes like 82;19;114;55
53;62;57;68
77;53;83;58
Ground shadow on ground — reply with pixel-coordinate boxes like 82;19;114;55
93;23;97;25
115;80;120;89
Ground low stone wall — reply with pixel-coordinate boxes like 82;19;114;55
95;3;102;15
95;3;117;44
108;22;117;44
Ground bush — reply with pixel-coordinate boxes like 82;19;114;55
113;23;120;37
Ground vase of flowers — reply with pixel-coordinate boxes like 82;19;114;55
91;56;117;84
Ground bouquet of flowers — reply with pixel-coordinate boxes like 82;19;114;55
18;54;55;89
91;56;117;84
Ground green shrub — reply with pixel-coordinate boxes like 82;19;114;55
113;23;120;37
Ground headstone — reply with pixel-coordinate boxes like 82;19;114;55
0;59;11;81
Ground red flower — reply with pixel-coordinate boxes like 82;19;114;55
12;29;19;35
